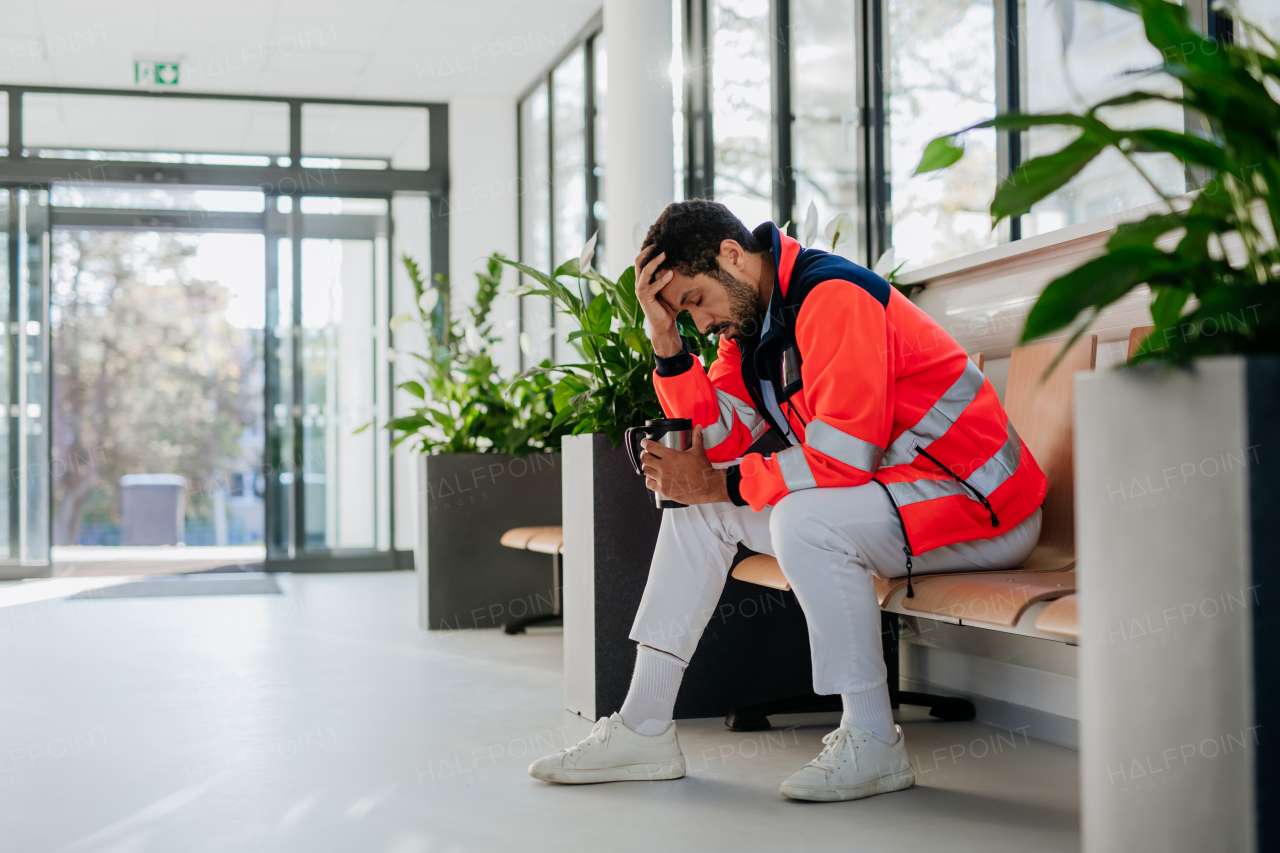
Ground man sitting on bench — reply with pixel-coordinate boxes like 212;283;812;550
529;201;1046;802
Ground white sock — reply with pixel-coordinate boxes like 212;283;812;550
842;685;898;744
619;645;687;736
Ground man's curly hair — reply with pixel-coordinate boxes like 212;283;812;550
639;200;762;277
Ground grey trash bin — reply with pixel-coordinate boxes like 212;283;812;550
120;474;186;546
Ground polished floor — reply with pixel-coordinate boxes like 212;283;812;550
0;571;1080;853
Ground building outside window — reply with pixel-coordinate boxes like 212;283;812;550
884;0;998;269
1021;0;1187;238
710;0;774;228
790;0;861;259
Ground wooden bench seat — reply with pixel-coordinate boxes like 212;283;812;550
1034;593;1079;639
499;525;564;634
500;526;561;549
729;334;1097;640
902;571;1076;627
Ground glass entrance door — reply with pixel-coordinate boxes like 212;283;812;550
0;184;397;577
266;199;392;566
301;238;377;550
0;188;52;576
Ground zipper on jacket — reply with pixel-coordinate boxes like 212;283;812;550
914;446;1000;528
875;480;916;598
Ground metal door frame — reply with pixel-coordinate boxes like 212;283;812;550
0;83;447;577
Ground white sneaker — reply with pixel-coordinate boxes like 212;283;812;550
779;723;915;802
528;713;686;784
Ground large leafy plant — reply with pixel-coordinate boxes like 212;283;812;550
501;237;719;444
916;0;1279;367
383;253;566;454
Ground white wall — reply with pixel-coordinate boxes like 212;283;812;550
603;0;675;264
447;95;521;378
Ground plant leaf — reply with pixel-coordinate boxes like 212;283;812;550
914;135;965;175
1124;129;1229;172
1022;247;1171;342
398;380;426;399
993;133;1107;222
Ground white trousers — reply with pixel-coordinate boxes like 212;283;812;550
629;484;1042;695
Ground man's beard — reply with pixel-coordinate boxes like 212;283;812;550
707;269;764;340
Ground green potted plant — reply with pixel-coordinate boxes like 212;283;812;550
388;253;568;632
916;2;1277;846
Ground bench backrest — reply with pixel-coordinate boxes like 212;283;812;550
1128;325;1154;359
1003;335;1097;572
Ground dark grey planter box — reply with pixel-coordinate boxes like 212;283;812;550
415;452;561;631
1076;355;1279;852
562;433;816;721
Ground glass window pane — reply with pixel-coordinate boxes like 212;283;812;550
520;85;553;366
268;236;294;556
886;0;998;270
0;92;7;153
712;0;773;226
1237;0;1280;39
792;0;860;260
24;94;289;160
298;197;388;216
594;36;609;274
673;0;686;203
50;230;266;548
390;195;428;553
1023;0;1186;237
302;104;428;170
553;47;587;361
49;184;265;212
554;48;588;265
0;190;8;554
300;238;377;551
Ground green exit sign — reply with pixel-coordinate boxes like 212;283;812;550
135;60;180;86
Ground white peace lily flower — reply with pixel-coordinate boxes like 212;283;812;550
465;325;483;352
588;279;604;296
519;332;532;356
803;200;819;248
389;313;414;333
418;289;439;314
385;348;399;363
824;212;853;250
873;248;898;277
579;231;598;273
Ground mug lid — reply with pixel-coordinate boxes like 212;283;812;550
646;418;693;429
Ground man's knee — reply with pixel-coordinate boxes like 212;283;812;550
768;491;824;562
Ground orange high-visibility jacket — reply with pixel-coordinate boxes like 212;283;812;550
653;223;1047;557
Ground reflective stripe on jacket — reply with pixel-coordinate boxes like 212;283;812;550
652;222;1047;555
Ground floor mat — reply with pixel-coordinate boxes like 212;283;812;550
68;572;282;599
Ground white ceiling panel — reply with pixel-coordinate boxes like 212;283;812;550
23;92;291;154
0;0;601;101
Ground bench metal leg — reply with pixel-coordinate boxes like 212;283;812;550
882;611;976;722
501;612;562;634
502;552;561;635
723;611;975;731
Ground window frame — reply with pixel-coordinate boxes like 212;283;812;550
516;12;604;370
680;0;1236;271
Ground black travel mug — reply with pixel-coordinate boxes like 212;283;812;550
624;418;694;509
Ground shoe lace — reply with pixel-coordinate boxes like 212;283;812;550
564;717;612;757
808;728;855;773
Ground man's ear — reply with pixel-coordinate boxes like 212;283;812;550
719;239;745;272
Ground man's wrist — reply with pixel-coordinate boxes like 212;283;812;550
724;465;748;507
651;330;684;358
653;335;694;377
711;467;731;504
